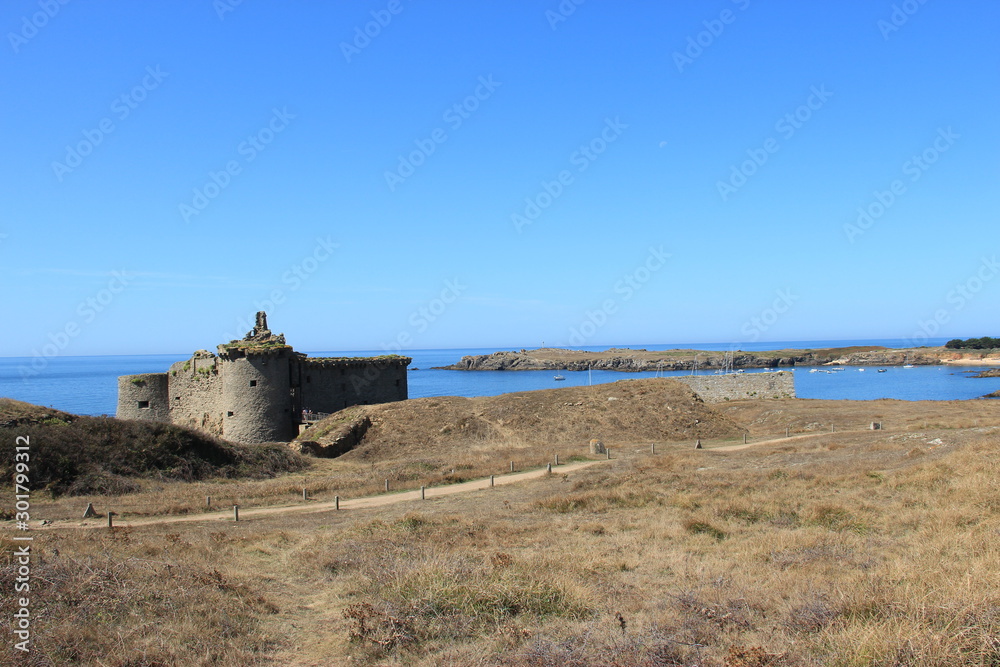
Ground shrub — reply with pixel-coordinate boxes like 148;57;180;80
0;417;308;496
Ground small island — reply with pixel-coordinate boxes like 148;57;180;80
436;345;1000;372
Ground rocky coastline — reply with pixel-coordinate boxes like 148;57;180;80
435;346;994;372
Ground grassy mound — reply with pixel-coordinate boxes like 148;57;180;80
0;398;307;496
301;378;744;460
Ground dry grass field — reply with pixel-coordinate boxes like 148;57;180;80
3;380;1000;665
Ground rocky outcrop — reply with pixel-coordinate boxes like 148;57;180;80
438;349;851;372
826;350;939;366
436;346;976;372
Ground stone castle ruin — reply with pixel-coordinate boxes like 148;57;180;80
117;312;410;444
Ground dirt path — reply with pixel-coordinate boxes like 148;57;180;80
49;459;608;530
708;430;853;452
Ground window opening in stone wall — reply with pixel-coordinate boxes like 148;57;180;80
227;411;234;417
137;401;150;409
249;380;257;387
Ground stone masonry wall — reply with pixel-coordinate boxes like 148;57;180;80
221;350;297;444
116;373;170;422
298;358;408;413
675;371;795;403
166;356;224;437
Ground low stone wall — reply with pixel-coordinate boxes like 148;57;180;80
675;371;795;403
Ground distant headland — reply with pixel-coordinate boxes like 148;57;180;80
436;345;1000;372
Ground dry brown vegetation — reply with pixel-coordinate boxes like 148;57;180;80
4;383;1000;665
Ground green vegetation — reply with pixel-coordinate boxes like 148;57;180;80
221;340;292;352
130;377;146;386
306;354;411;363
945;337;1000;349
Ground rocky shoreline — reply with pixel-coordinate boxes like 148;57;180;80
435;346;998;372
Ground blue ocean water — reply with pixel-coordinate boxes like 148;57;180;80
3;339;999;416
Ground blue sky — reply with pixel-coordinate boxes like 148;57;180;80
2;0;998;356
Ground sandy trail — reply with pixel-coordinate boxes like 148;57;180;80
42;459;608;530
708;430;852;452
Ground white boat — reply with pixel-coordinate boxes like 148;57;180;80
858;368;865;372
553;375;565;381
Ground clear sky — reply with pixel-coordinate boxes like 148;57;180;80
2;0;998;356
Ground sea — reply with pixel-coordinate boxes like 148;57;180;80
3;338;1000;417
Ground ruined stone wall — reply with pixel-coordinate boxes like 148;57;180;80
115;312;411;444
166;355;224;437
298;357;409;413
220;349;297;444
675;371;795;403
116;373;170;422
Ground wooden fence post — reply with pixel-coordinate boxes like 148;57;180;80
421;486;425;500
490;475;494;487
335;496;340;511
233;505;239;522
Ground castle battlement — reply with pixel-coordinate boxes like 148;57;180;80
117;312;411;445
